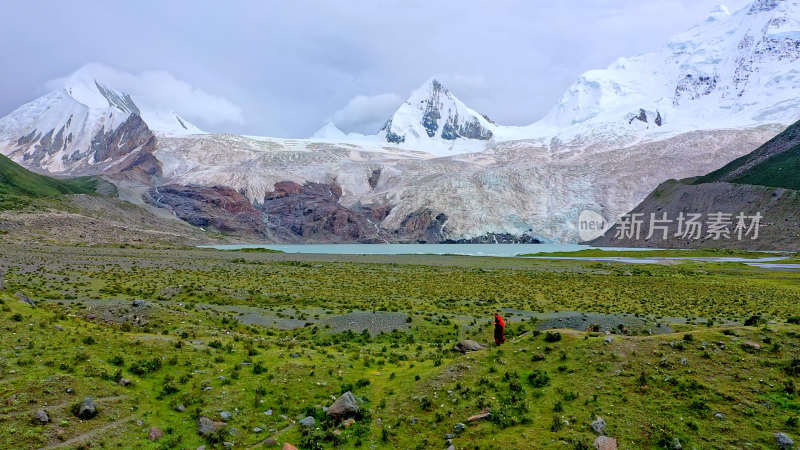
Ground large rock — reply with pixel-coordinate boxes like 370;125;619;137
197;416;226;437
148;427;164;441
591;416;607;435
76;397;98;419
15;292;35;307
452;340;487;354
326;391;360;421
594;436;618;450
776;432;794;450
33;410;49;423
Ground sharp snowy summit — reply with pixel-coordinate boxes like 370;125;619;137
378;79;495;144
2;0;800;243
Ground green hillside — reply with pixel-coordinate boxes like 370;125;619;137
695;119;800;190
0;154;99;209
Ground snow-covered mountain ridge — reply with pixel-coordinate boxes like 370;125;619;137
2;0;800;243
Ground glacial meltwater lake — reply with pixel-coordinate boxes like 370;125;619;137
201;243;630;257
199;243;798;270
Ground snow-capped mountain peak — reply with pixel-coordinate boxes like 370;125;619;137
312;121;347;139
378;78;495;144
0;70;203;174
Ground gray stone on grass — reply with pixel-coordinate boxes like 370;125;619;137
591;416;607;435
16;292;35;307
775;433;794;450
326;391;360;421
197;416;225;437
76;397;98;419
299;416;316;427
452;340;487;354
33;410;49;423
594;436;617;450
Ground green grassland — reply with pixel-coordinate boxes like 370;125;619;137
1;245;799;449
0;154;100;210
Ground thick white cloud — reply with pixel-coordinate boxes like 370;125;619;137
328;93;403;134
45;63;244;126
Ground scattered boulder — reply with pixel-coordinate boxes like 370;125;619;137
343;418;356;428
454;422;466;432
452;340;487;354
132;299;147;307
714;413;725;419
594;436;618;450
776;432;794;450
299;416;315;428
467;409;491;422
591;416;607;435
174;405;186;412
326;391;360;421
33;410;49;424
252;427;262;433
409;417;419;425
5;394;16;406
220;411;232;421
15;292;35;307
197;416;226;437
742;341;761;352
672;437;683;449
118;378;131;386
86;313;96;321
74;398;98;419
604;336;613;344
148;427;164;441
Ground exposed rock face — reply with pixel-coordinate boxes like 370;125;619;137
92;115;155;163
260;181;383;242
149;184;266;237
441;233;541;244
629;109;648;124
393;209;448;243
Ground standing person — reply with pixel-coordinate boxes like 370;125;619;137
494;313;506;345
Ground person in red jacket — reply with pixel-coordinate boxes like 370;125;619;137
494;313;506;345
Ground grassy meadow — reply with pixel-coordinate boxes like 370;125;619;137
0;244;799;449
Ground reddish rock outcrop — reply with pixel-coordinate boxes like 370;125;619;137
149;184;266;237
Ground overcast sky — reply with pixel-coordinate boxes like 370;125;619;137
0;0;751;138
